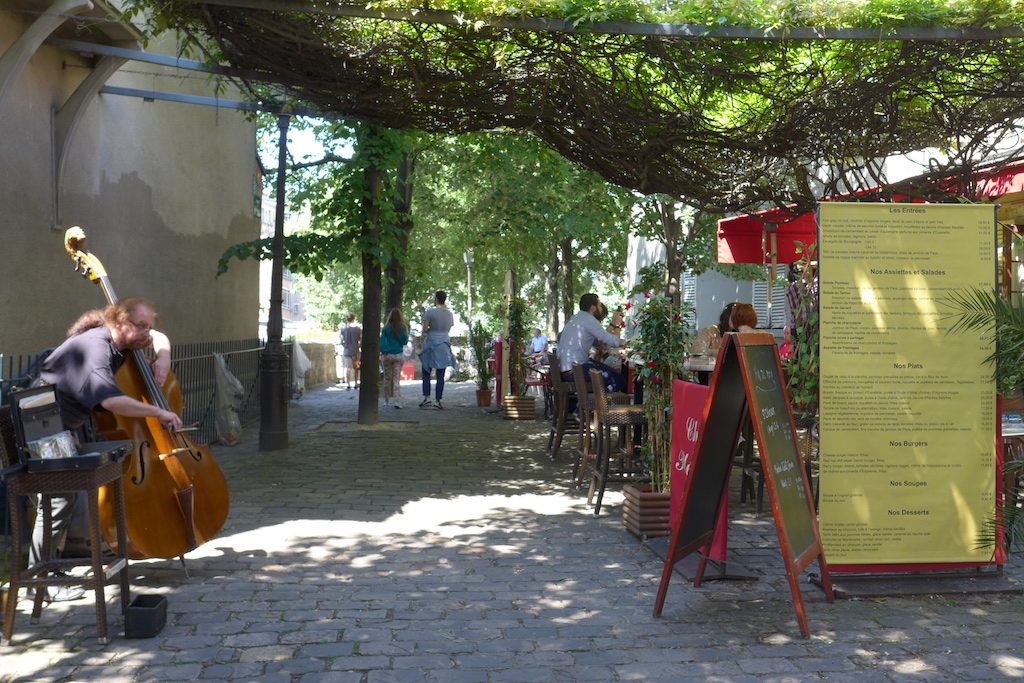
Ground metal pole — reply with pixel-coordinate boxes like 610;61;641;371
259;111;291;451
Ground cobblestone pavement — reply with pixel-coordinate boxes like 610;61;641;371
2;380;1023;682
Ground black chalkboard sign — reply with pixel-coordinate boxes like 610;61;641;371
674;339;746;553
737;342;818;564
654;333;834;639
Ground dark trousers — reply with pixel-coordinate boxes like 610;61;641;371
422;368;445;400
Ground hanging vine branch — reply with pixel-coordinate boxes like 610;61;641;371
130;0;1024;214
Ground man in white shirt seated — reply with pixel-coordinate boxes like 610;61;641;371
558;293;626;393
529;328;549;361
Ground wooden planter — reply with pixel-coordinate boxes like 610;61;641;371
622;483;671;539
475;388;493;407
503;395;536;420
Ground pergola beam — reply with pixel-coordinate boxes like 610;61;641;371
173;0;1024;41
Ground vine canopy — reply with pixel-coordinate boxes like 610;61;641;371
130;0;1024;215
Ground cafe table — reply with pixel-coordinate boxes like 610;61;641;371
683;355;715;385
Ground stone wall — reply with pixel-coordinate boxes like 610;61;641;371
298;343;338;388
0;16;260;352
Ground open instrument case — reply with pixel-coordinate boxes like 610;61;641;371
9;384;130;472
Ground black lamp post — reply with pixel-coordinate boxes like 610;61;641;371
259;111;291;451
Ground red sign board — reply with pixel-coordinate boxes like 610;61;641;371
669;380;726;562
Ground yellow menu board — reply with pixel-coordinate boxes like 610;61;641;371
818;203;996;564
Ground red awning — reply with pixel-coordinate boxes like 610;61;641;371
717;158;1024;264
717;208;817;265
972;162;1024;198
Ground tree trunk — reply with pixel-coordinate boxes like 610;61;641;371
660;200;682;307
545;247;560;335
357;135;385;426
560;237;574;322
385;150;416;313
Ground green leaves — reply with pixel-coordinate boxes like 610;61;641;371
628;294;695;492
782;243;819;420
469;320;495;389
944;286;1024;395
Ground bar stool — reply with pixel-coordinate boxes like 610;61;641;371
587;369;647;515
572;363;634;490
571;363;595;489
545;352;578;461
0;407;130;645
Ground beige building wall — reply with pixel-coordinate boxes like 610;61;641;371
0;8;260;356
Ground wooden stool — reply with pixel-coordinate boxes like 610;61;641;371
571;363;595;489
0;409;130;646
587;369;646;515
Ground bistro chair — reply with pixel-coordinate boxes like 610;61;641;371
545;352;578;461
587;368;647;516
572;363;634;490
571;363;595;490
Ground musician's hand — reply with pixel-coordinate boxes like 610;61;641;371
159;409;183;432
151;354;170;385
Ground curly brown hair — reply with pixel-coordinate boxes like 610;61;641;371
67;297;156;337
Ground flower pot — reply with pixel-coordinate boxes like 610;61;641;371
475;388;493;407
503;395;536;420
622;483;671;539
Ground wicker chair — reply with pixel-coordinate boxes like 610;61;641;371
571;363;595;489
587;368;647;515
544;352;578;461
0;406;130;645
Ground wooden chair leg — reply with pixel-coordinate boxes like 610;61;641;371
2;496;22;646
86;489;109;644
572;416;591;489
551;405;567;461
587;424;604;506
593;425;613;516
546;391;567;457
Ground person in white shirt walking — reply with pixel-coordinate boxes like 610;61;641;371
418;290;458;409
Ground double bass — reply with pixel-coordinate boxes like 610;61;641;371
64;227;230;559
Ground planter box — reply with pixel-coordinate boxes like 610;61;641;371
623;484;671;539
503;395;536;420
475;389;493;407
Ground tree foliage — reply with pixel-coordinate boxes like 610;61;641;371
404;132;635;325
129;0;1024;219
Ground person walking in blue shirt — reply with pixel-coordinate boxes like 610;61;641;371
380;308;410;408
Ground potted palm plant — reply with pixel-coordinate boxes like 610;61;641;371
623;292;693;538
946;287;1024;551
503;295;535;420
469;321;494;407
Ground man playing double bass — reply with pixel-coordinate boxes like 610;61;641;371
31;297;181;601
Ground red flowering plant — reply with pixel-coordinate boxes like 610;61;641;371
627;293;694;492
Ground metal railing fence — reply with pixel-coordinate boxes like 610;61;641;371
1;339;293;445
